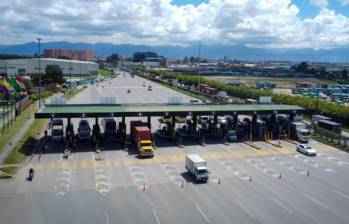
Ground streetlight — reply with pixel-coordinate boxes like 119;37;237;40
37;38;42;108
69;55;72;94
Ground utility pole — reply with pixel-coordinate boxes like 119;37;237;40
69;57;72;94
37;38;42;108
198;40;201;87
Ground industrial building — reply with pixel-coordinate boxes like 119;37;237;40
0;58;99;77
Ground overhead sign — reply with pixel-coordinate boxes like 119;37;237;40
100;97;116;104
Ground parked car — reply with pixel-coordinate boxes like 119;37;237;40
78;119;91;140
297;144;317;156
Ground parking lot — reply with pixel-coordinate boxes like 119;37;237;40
1;73;349;224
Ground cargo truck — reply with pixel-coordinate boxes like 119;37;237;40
131;121;154;157
185;154;209;182
290;122;311;143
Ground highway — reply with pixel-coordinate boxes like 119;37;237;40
0;72;349;224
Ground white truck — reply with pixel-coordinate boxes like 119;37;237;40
290;122;311;143
185;154;209;182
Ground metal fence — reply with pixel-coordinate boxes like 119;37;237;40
313;125;349;148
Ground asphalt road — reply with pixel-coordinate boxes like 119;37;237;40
1;74;349;224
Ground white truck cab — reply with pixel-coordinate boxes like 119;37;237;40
185;154;209;182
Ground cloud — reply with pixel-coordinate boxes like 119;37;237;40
338;0;349;5
0;0;348;50
310;0;328;8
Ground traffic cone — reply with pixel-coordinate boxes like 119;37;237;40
181;180;184;188
278;173;282;180
249;176;252;183
142;184;146;191
218;178;221;185
307;169;310;177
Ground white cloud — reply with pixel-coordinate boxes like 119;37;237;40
310;0;328;8
0;0;348;49
338;0;349;5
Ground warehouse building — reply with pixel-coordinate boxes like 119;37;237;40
0;58;99;77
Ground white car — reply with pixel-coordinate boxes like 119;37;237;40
297;144;317;156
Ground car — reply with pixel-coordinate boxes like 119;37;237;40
148;85;152;91
142;82;147;87
78;119;91;140
297;144;317;156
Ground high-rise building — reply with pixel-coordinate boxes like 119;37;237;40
43;49;95;60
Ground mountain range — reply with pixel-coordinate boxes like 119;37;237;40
0;41;349;63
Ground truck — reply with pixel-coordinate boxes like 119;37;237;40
312;115;331;124
317;120;342;134
290;122;311;143
78;119;91;140
185;154;209;182
131;121;154;157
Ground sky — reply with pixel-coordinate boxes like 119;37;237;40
0;0;349;49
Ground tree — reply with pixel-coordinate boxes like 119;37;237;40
294;62;308;73
183;56;189;63
132;51;158;62
31;65;65;85
107;54;120;63
342;68;348;80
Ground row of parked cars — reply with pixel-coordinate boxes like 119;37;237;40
50;118;118;142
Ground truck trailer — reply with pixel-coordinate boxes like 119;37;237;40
131;121;154;157
290;122;311;143
185;154;209;182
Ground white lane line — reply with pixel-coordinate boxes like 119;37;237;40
153;209;161;224
105;213;109;224
195;204;210;223
235;200;255;219
302;193;329;210
333;190;349;200
270;196;293;214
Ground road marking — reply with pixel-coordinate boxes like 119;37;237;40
302;193;329;210
236;200;255;219
153;209;161;224
105;213;109;224
270;196;293;214
195;204;210;223
333;190;349;200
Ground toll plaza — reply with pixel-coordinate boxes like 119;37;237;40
35;103;307;150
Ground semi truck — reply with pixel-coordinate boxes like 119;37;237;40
290;122;311;143
102;118;117;139
185;154;209;182
131;121;154;157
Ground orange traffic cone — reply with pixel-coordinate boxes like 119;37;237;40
142;184;146;191
307;169;310;177
249;176;252;183
181;180;184;188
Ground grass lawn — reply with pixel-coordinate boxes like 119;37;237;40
204;76;336;89
0;103;37;154
0;166;18;176
100;69;113;76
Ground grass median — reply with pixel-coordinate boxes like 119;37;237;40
64;87;86;100
2;119;47;175
0;103;37;154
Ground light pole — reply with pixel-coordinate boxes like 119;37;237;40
69;57;72;94
198;40;201;87
37;38;42;108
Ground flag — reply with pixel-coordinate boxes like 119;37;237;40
7;78;20;92
0;78;14;94
15;76;26;90
0;79;8;93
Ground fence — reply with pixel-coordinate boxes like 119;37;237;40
313;125;349;149
0;103;16;132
